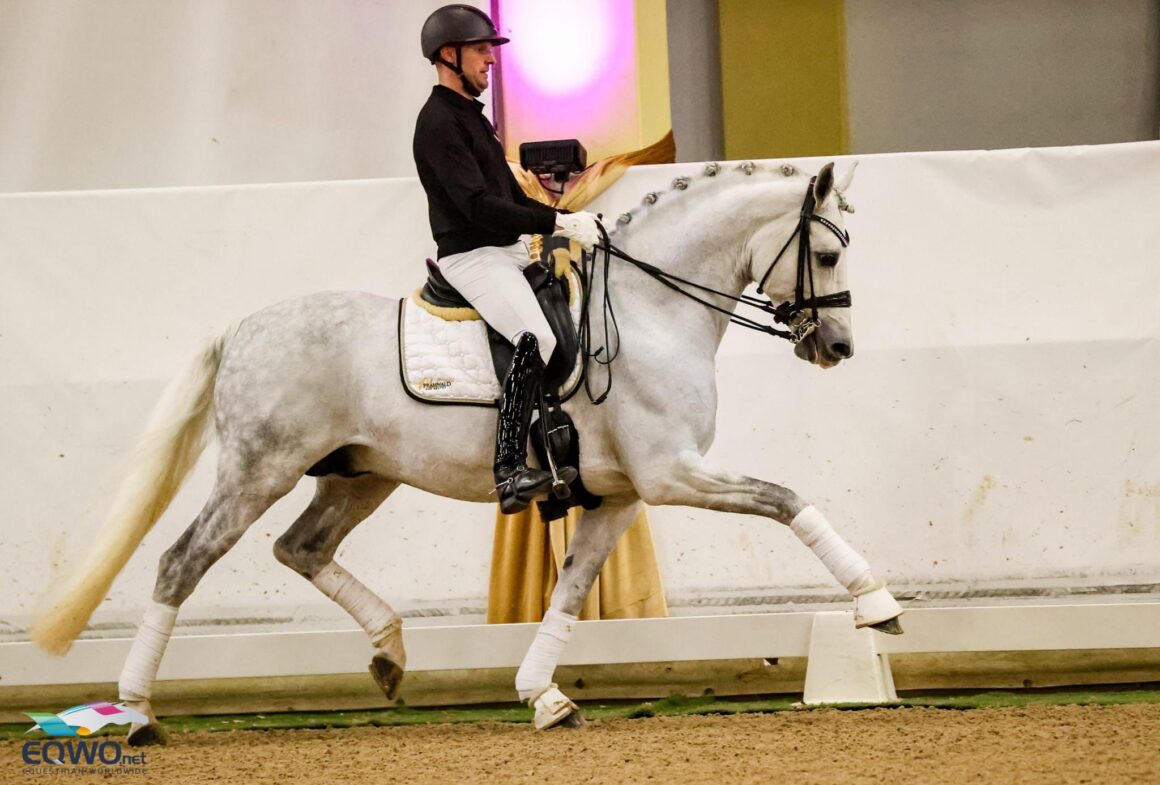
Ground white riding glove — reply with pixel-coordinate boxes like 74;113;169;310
554;211;601;251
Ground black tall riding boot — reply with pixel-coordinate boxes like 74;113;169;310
494;333;556;514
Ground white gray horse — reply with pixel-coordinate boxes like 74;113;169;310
32;160;903;741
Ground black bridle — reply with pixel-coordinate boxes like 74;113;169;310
754;177;852;337
577;177;853;404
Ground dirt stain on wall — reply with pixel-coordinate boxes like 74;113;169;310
964;475;997;525
1119;479;1160;546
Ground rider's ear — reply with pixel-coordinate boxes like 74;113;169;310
835;161;858;193
813;162;835;204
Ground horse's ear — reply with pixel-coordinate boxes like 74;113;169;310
835;160;858;193
813;162;835;204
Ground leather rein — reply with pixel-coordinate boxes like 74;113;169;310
577;177;852;404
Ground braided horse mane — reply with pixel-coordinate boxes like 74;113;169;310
609;160;855;239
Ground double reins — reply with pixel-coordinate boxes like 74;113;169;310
576;176;852;405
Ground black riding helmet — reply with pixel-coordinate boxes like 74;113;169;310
421;4;509;74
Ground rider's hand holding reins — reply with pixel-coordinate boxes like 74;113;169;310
554;211;601;251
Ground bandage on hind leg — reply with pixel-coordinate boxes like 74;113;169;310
790;505;875;596
118;602;178;702
515;607;577;702
311;562;402;650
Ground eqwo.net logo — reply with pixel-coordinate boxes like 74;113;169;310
26;701;147;737
21;702;150;772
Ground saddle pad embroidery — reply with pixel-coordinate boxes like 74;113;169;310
399;265;585;406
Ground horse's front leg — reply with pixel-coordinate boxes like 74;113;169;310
634;450;903;631
514;497;642;729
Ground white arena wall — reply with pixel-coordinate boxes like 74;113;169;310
0;0;490;192
1;142;1158;675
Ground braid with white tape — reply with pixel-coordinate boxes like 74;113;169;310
118;602;178;702
790;505;875;596
515;607;577;702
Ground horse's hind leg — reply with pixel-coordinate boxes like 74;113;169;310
272;474;405;700
515;498;642;729
120;462;298;746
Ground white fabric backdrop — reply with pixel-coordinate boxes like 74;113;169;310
1;141;1158;636
0;0;488;192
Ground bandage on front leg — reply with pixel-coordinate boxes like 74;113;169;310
791;505;875;596
515;608;577;702
311;562;402;650
119;602;178;702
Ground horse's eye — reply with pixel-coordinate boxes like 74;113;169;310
817;252;840;268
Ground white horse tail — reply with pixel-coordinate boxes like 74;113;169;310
32;323;240;655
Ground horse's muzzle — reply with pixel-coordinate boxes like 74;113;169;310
795;325;853;368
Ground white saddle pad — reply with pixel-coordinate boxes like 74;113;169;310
399;265;584;406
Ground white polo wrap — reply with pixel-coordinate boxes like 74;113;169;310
311;562;401;649
118;602;178;702
791;505;875;596
515;607;577;702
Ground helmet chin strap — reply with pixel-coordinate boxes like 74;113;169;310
436;45;482;97
461;73;482;97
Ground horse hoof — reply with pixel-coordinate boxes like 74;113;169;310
868;616;904;635
531;685;581;730
545;708;586;730
126;722;167;747
369;653;405;701
853;584;905;630
553;709;587;730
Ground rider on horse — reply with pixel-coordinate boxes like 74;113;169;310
414;5;599;514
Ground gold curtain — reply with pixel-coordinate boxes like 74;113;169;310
487;132;676;623
488;506;668;623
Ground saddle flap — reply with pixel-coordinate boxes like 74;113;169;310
536;269;580;390
485;260;578;391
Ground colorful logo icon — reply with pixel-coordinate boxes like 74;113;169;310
25;702;148;738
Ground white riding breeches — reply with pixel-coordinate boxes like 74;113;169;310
436;241;557;366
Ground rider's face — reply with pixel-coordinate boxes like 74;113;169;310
444;42;495;95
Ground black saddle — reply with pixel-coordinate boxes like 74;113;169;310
421;239;580;392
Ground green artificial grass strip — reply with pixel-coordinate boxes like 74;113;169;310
2;685;1158;741
897;687;1160;710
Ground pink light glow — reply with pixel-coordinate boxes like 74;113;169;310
505;3;615;97
495;0;640;160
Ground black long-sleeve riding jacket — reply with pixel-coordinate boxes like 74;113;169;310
413;85;557;259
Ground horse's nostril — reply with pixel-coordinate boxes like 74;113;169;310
831;342;852;358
